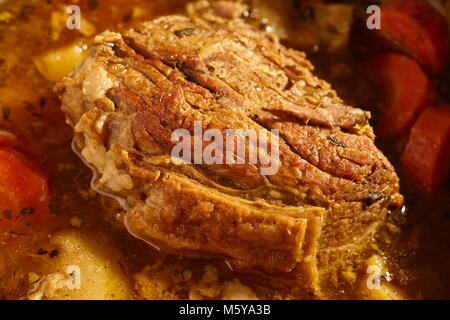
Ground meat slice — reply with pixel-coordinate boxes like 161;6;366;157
54;1;403;297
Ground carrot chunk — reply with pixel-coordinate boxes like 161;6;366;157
367;53;435;137
0;132;50;238
378;0;450;74
402;106;450;192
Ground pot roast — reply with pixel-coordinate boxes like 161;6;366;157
55;1;403;296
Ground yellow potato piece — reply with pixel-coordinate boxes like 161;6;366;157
366;254;387;275
356;279;404;300
26;229;132;300
356;254;406;300
33;42;88;82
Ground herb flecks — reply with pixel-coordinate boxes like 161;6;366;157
2;107;10;120
328;136;347;148
299;5;315;22
37;248;48;255
363;192;384;209
23;101;36;112
20;207;34;216
48;204;59;215
39;97;46;108
49;249;59;258
3;210;12;220
174;28;197;37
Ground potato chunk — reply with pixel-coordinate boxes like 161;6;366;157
356;255;405;300
356;280;405;300
34;42;88;82
26;229;131;300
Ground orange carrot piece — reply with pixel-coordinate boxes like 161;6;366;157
367;53;435;137
378;0;450;74
0;132;50;238
402;106;450;192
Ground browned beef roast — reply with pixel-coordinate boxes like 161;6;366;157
55;1;403;297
